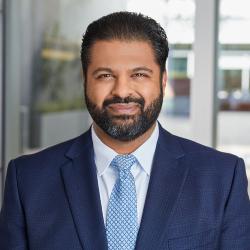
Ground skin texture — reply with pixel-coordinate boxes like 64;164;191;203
85;40;167;154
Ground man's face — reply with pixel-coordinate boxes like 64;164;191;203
85;40;166;141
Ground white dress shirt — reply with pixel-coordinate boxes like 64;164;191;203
91;122;159;226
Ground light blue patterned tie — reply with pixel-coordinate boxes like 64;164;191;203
106;154;138;250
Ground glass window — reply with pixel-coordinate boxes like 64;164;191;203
249;70;250;93
30;23;84;150
169;57;188;78
217;0;250;190
222;69;241;92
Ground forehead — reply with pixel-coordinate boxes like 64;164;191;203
88;40;158;69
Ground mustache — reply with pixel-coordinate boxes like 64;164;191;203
103;96;145;108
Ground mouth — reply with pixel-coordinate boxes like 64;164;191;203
107;103;140;115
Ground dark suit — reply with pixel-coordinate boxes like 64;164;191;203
1;124;250;249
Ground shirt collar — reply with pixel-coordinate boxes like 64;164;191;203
91;126;117;176
132;123;159;175
91;122;159;176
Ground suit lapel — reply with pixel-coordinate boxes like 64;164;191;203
60;124;189;250
61;130;108;250
135;124;189;250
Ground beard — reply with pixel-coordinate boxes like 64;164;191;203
85;88;163;142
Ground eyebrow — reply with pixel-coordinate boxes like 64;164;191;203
92;67;113;76
92;66;153;76
132;67;153;74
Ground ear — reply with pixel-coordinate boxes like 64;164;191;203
161;70;167;96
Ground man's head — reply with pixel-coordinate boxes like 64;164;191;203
81;12;169;141
81;12;169;80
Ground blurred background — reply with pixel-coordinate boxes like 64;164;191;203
0;0;250;203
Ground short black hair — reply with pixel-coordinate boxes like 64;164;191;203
80;11;169;81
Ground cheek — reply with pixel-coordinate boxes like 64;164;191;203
86;82;110;107
139;83;161;106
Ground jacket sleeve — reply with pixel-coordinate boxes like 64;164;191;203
0;160;28;250
220;157;250;249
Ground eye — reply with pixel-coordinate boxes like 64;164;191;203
132;73;148;78
97;73;113;79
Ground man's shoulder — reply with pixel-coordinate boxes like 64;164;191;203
175;133;238;161
11;129;91;172
159;127;241;170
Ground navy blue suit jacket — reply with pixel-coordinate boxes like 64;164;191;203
1;124;250;249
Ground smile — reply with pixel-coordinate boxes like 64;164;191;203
107;103;140;114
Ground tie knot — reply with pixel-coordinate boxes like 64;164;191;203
111;154;137;173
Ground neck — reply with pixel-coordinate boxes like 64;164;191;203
93;122;157;154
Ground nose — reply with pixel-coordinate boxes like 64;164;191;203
111;75;133;98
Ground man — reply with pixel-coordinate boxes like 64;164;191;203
0;11;250;250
